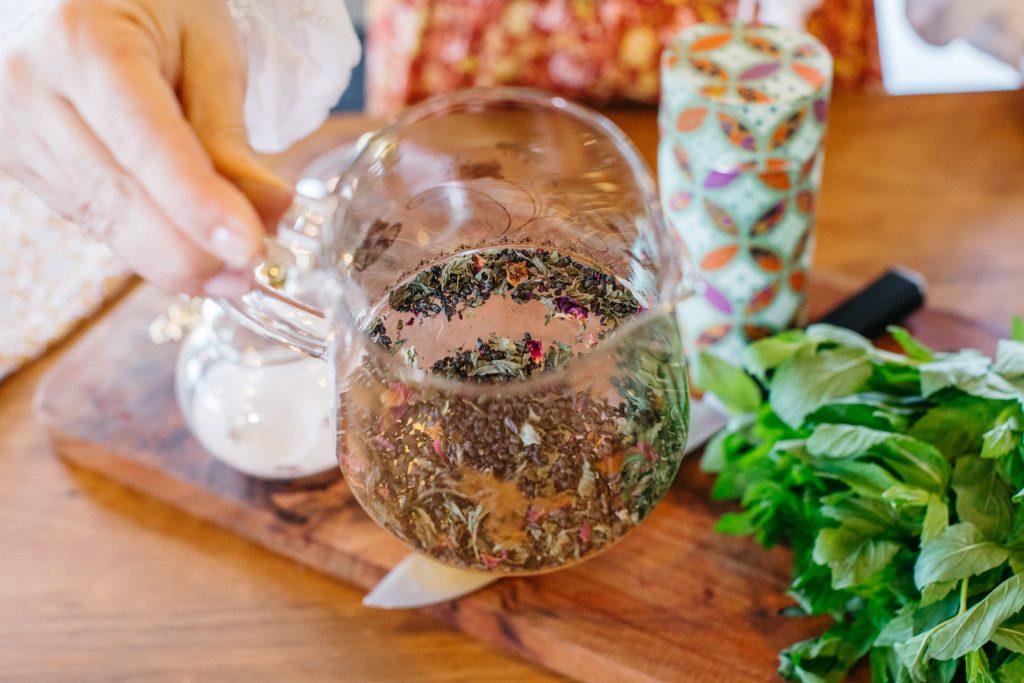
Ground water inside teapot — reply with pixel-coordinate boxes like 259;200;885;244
338;244;689;574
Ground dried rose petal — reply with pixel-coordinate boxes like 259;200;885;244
554;295;589;320
372;435;396;451
505;261;529;286
525;338;544;364
340;451;369;474
579;523;592;543
482;550;508;569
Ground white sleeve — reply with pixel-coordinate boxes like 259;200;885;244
907;0;1024;70
229;0;361;153
0;0;53;44
1;1;360;153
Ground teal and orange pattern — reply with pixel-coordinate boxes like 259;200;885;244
658;22;832;362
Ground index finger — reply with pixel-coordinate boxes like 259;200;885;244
50;14;266;269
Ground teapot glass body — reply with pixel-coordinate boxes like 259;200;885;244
221;88;692;574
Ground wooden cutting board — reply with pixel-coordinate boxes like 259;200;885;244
34;279;1002;682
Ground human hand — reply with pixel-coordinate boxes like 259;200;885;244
0;0;294;296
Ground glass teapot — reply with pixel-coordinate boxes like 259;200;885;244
220;88;692;574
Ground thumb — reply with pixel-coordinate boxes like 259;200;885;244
204;132;295;230
179;3;293;230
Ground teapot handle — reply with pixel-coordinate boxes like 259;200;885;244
214;194;336;359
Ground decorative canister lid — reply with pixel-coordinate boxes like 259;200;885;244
660;22;833;169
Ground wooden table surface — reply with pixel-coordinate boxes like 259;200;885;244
3;90;1024;682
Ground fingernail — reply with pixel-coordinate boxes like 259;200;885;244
211;225;259;269
204;270;253;298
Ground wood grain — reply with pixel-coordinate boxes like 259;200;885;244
3;91;1024;682
27;277;994;683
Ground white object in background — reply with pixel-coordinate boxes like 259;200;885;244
761;0;822;28
176;300;337;480
0;171;129;382
906;0;1024;69
228;0;361;152
686;397;730;453
363;398;729;609
877;0;1021;94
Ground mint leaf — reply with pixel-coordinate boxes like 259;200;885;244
996;654;1024;683
814;460;900;498
770;347;873;428
692;350;762;414
982;414;1021;460
806;323;874;351
742;330;809;380
714;511;755;535
703;324;1024;682
779;610;878;683
812;524;900;590
910;397;1007;459
820;494;897;535
953;457;1014;540
914;523;1009;589
809;428;951;495
921;580;958;607
913;589;961;634
966;648;996;683
957;373;1024;402
1013;316;1024;342
920;352;991;397
925;577;1024;663
888;326;936;361
875;604;915;646
806;424;948;489
908;574;1024;663
807;424;896;459
991;618;1024;654
995;340;1024;378
922;496;950;544
806;398;910;432
868;362;922;396
874;438;951;493
882;484;932;508
699;428;729;473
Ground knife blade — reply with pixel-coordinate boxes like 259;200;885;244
363;553;497;609
363;268;926;609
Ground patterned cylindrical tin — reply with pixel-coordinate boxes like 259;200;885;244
659;22;832;362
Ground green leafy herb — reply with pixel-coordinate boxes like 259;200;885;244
771;346;874;428
888;326;936;362
692;350;761;414
698;323;1024;682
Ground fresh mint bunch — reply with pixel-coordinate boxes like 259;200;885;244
695;319;1024;682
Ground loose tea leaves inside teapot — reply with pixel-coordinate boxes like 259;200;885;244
218;89;693;576
340;247;689;573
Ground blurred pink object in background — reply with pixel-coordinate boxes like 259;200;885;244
365;0;881;115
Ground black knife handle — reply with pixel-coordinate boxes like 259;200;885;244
817;268;926;338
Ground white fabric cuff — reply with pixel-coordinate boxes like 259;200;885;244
229;0;361;152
